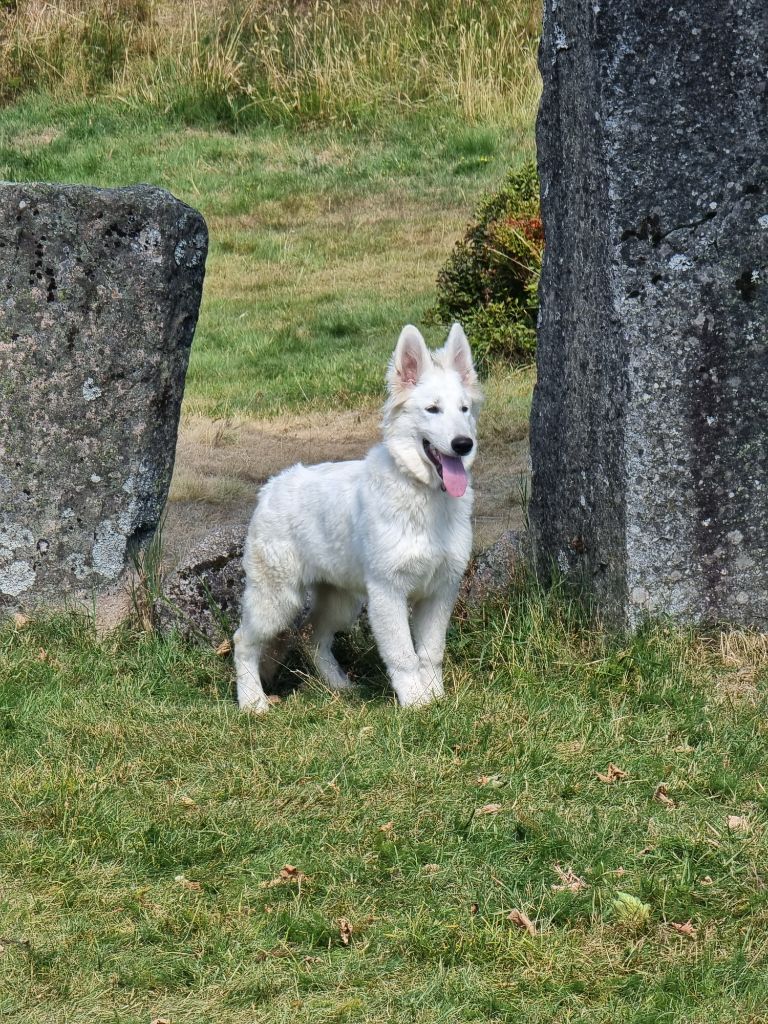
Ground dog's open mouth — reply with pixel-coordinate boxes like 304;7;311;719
423;439;468;498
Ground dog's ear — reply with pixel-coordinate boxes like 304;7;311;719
443;322;477;386
389;325;429;391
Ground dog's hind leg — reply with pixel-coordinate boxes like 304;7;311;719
259;631;294;686
234;545;304;713
307;584;363;691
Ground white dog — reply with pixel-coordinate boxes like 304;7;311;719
233;322;482;712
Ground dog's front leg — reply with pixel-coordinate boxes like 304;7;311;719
411;582;459;700
366;579;429;706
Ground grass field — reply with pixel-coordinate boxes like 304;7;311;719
0;95;532;417
2;592;768;1022
2;3;768;1021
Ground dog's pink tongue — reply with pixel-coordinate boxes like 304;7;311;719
441;455;468;497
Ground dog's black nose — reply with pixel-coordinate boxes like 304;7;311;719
451;436;473;456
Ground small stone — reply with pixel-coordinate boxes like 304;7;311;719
459;530;523;607
156;526;246;645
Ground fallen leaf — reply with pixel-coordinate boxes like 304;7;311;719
639;846;654;857
699;875;714;886
613;867;626;877
475;803;502;816
35;647;63;669
421;863;440;874
150;1018;170;1024
596;763;628;784
727;814;750;832
469;902;479;916
552;864;588;892
338;917;353;945
612;892;651;929
260;864;309;888
178;795;197;808
669;920;697;938
507;908;537;935
654;783;676;808
476;774;503;788
174;875;202;892
214;638;232;656
12;613;29;629
280;864;303;880
379;821;395;834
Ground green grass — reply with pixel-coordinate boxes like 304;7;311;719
1;591;767;1022
0;95;533;417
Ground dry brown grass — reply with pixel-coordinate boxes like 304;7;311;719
716;629;768;670
705;628;768;704
1;0;541;129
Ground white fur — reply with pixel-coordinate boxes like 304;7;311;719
234;323;482;713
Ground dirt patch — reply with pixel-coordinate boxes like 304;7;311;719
163;409;528;569
13;127;62;151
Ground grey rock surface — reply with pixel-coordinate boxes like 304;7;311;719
0;183;207;613
156;525;245;645
531;0;768;627
460;529;523;607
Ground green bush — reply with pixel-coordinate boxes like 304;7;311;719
428;161;542;372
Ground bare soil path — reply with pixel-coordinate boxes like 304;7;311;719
163;411;529;569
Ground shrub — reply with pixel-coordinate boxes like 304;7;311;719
428;161;542;372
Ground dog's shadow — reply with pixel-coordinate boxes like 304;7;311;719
264;615;392;705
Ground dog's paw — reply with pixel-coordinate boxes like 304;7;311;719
418;663;444;700
324;671;355;692
395;680;443;708
238;692;272;715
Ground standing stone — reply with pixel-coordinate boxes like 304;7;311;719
531;0;768;627
0;183;207;614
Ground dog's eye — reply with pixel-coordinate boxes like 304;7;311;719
426;405;441;414
461;405;469;413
